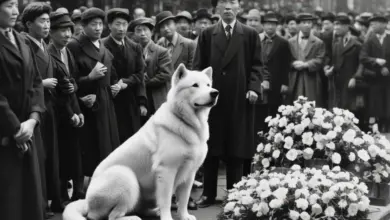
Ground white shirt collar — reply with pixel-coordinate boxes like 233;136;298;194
377;32;387;40
27;34;44;50
91;39;100;48
110;35;125;46
222;19;236;34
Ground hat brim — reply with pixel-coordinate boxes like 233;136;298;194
129;22;154;32
262;19;279;24
51;22;75;29
369;18;388;23
175;15;192;23
157;16;176;27
195;15;212;22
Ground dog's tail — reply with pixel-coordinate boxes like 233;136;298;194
62;199;88;220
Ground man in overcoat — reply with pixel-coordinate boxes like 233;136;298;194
102;8;147;143
0;0;45;219
193;0;266;208
288;13;325;106
360;15;390;132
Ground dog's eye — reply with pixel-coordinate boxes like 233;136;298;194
192;83;199;88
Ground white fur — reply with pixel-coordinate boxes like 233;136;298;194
63;64;217;220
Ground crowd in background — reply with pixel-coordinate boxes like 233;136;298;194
2;0;390;219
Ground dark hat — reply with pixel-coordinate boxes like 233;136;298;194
106;8;130;23
297;13;316;23
334;15;351;25
369;15;388;23
71;12;81;22
81;7;105;23
155;11;175;27
211;0;241;7
129;17;155;32
211;14;220;22
176;11;193;23
194;8;212;22
349;26;361;37
284;14;297;24
50;11;74;29
262;13;279;24
321;12;335;22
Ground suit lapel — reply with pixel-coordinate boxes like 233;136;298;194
14;31;31;79
78;34;101;61
47;44;69;76
212;22;229;55
172;34;183;67
0;31;22;62
266;35;280;61
303;34;316;59
221;21;244;68
341;38;355;55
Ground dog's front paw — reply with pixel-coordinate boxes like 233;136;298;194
178;213;197;220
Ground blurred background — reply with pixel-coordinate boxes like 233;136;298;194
19;0;390;15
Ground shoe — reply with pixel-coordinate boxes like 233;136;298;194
196;196;216;208
188;197;198;210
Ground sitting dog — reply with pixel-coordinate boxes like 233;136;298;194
63;63;218;220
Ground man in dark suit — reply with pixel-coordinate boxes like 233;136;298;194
360;15;390;132
47;11;85;208
156;11;196;70
21;2;59;216
102;8;147;144
194;0;266;207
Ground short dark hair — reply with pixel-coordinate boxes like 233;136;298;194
21;2;52;26
211;0;241;8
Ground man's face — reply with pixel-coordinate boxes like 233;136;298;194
299;20;313;35
263;22;277;36
0;0;19;28
134;25;152;45
216;0;240;24
287;20;298;34
246;17;260;29
176;18;190;33
195;18;212;34
109;17;128;41
27;13;50;39
322;20;334;32
73;22;83;36
83;18;103;41
334;22;349;36
371;21;387;34
50;27;72;48
159;19;176;38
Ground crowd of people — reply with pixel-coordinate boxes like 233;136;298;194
1;0;390;219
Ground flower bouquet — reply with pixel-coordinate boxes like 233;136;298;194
218;165;370;220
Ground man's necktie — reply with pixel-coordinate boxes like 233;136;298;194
262;38;273;61
225;25;232;41
168;42;174;56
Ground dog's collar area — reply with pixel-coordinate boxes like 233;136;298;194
194;101;215;107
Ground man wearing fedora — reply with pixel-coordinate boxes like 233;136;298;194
194;0;266;208
288;13;325;106
176;11;193;39
102;8;147;144
47;11;85;208
156;11;196;70
193;8;213;41
360;15;390;132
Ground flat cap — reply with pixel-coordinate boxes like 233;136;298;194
106;8;130;23
262;12;279;23
321;12;335;22
194;8;212;21
155;11;175;27
176;11;192;22
81;7;105;23
284;14;297;24
246;9;261;19
50;11;74;29
369;15;388;23
297;13;316;23
129;17;155;32
334;15;351;25
71;12;81;22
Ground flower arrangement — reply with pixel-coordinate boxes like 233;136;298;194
253;96;390;184
218;165;370;220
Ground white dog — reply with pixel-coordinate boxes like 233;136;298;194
63;64;218;220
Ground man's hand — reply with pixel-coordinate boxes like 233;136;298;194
140;105;148;116
376;58;386;66
14;119;37;144
88;62;107;80
78;114;85;127
281;85;289;94
43;78;58;89
66;83;75;94
80;94;96;108
324;66;334;77
246;90;258;104
293;61;307;71
381;67;390;76
111;84;121;97
348;78;356;89
261;80;270;90
118;79;128;90
70;114;80;127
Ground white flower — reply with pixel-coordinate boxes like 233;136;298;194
332;153;342;164
295;198;309;210
311;204;322;215
363;134;375;144
326;131;337;140
278;105;286;112
316;142;324;150
234;207;241;216
264;143;272;153
303;148;314;160
349;152;356;161
348;203;359;217
257;143;264;152
272;150;281;159
269;178;280;187
358;196;370;211
338;199;348;209
353;118;359;124
353;138;364;146
224;201;236;212
368;145;379;157
348;192;358;201
382;171;389;178
358;150;370;162
294;124;305;135
374;173;382;183
333;108;343;115
300;212;310;220
258;202;270;215
326;142;336;150
241;195;254;205
322;122;333;129
302;118;311;128
262;158;270;168
284;136;294;149
334;126;342;133
291;164;302;171
309;194;320;205
246;179;258;187
286;149;298;161
269;199;283;209
332;166;341;172
289;210;300;220
278;117;288;127
322;191;335;204
322;165;330;172
343;129;356;143
260;189;272;199
273;187;289;200
334;115;345;126
302;132;314;146
265;116;272;123
325;206;336;217
274;133;284;144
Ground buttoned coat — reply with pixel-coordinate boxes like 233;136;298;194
193;21;266;159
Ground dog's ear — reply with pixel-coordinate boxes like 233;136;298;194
203;67;213;80
172;63;187;85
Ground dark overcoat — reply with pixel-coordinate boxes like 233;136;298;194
288;33;325;106
47;44;83;181
193;21;265;159
328;35;363;110
0;29;45;220
67;34;120;176
360;34;390;119
102;36;146;143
